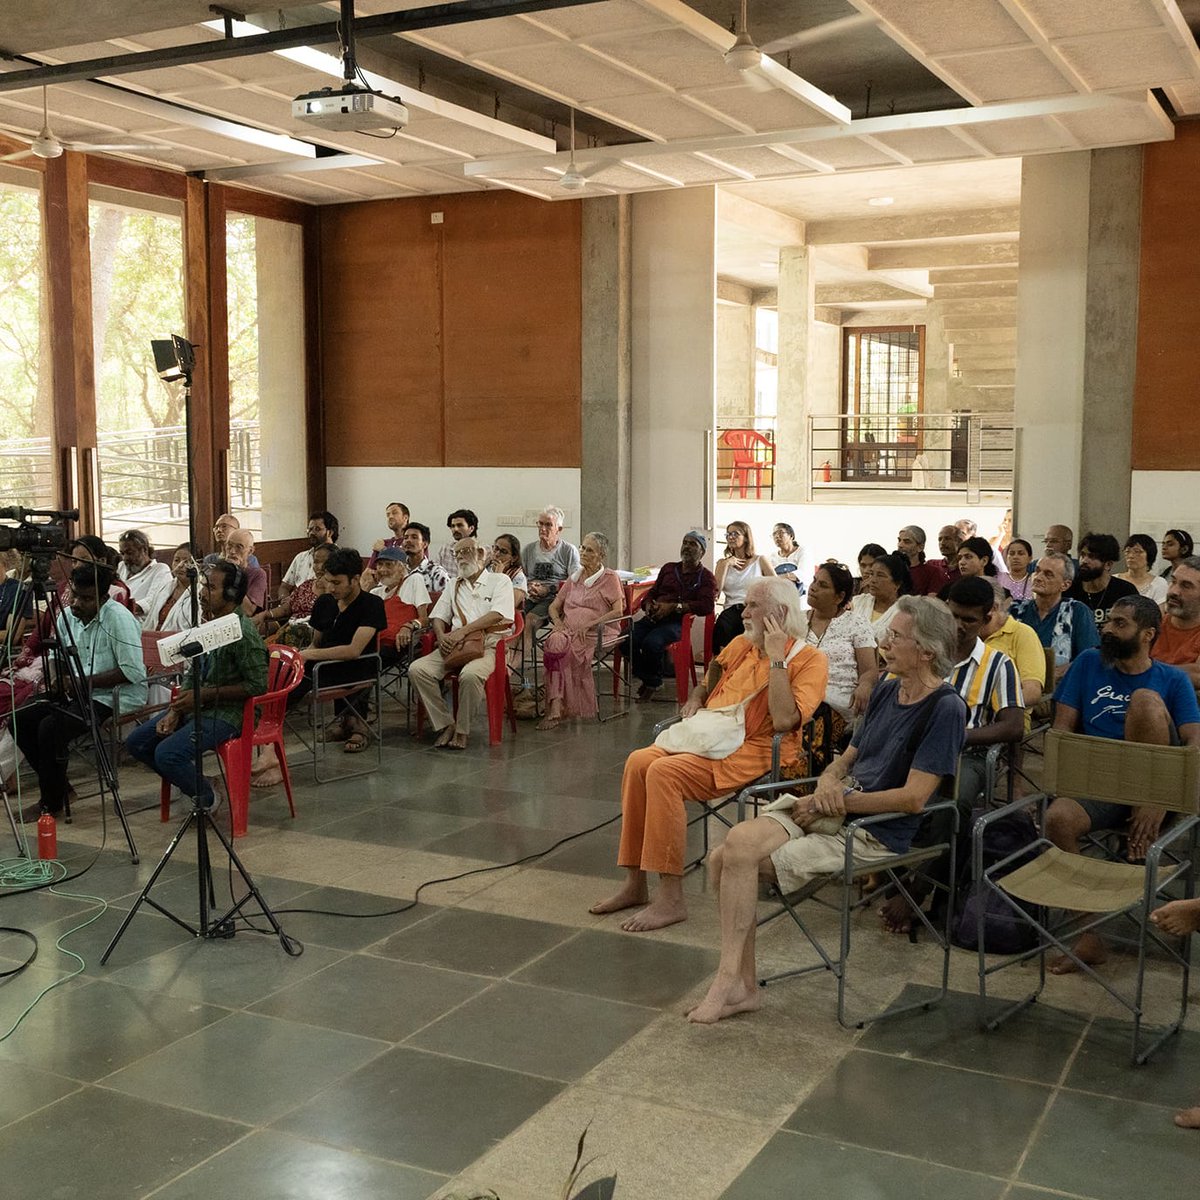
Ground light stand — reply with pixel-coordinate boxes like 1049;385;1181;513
102;337;293;962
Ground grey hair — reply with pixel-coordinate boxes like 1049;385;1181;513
1039;549;1075;584
894;595;958;678
1175;556;1200;574
901;524;927;548
746;576;806;640
583;531;609;560
540;505;566;528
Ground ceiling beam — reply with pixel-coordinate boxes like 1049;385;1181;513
933;281;1018;300
718;192;805;247
201;153;381;180
869;242;1019;270
815;282;928;306
0;0;605;92
929;266;1019;284
807;207;1019;246
716;279;755;306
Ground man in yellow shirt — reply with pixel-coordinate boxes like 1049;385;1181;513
984;580;1045;728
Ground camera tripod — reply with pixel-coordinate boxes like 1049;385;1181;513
2;548;140;864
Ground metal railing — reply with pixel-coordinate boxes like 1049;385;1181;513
716;415;777;501
0;435;55;509
807;412;1014;501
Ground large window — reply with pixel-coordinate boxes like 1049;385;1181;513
88;186;187;545
0;167;52;509
226;212;307;541
841;326;925;482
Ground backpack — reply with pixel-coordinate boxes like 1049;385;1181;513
950;806;1040;954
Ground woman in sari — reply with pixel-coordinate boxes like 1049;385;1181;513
536;532;624;731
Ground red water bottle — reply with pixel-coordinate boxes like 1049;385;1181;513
37;811;57;860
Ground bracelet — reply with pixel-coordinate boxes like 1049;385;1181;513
770;660;786;670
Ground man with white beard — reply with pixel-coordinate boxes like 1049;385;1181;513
408;538;514;751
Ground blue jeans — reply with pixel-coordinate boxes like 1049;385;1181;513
127;711;240;806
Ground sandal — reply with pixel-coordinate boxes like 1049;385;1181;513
343;731;371;754
324;717;349;742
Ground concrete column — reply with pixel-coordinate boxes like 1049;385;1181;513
774;245;814;502
1080;147;1141;542
255;216;308;542
715;301;754;421
581;195;632;567
629;188;716;566
1013;150;1142;543
1013;154;1090;541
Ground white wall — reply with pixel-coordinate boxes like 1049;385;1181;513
715;497;1009;578
630;188;717;566
1130;472;1200;541
326;467;582;555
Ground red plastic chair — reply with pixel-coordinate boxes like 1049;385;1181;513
668;612;715;704
722;428;773;498
160;643;305;837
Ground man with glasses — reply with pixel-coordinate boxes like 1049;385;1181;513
279;511;339;602
224;529;268;615
521;506;580;628
1013;551;1100;682
204;513;260;569
117;529;174;629
409;537;515;750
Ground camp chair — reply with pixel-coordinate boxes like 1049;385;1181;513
972;729;1200;1064
731;774;961;1029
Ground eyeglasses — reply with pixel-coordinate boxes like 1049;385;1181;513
536;521;555;529
880;628;916;645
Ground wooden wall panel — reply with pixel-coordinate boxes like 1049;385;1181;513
319;191;581;469
319;198;443;466
1133;124;1200;470
442;192;582;466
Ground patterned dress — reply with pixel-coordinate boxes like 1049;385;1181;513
541;568;624;718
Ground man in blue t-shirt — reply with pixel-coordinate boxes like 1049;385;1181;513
1045;594;1200;974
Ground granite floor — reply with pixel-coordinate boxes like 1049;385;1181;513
0;702;1197;1199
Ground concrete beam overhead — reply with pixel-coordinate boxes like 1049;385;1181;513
942;313;1019;332
929;266;1020;285
716;279;755;306
948;328;1018;345
752;287;778;307
959;370;1018;387
815;282;929;306
954;351;1017;370
807;207;1020;247
814;306;844;325
936;298;1017;316
870;243;1019;270
718;191;806;247
932;281;1019;300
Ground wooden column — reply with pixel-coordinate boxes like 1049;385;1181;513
184;176;216;542
42;151;97;532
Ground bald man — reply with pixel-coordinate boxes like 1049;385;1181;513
204;514;260;570
224;529;269;615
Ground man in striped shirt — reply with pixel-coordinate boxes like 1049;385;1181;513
880;578;1023;934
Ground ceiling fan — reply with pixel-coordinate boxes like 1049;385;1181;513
0;86;163;164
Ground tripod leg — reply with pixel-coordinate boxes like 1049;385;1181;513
206;814;297;953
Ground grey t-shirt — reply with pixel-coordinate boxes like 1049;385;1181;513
848;679;967;852
520;539;580;596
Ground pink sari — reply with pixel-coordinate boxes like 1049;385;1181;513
541;569;623;718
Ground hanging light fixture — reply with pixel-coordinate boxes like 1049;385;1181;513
724;0;763;72
559;107;586;191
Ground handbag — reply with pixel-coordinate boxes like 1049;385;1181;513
442;580;487;672
654;641;803;760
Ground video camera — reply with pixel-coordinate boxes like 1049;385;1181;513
0;506;77;555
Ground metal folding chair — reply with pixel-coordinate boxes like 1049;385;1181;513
972;729;1200;1064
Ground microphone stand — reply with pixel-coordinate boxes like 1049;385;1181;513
103;341;295;962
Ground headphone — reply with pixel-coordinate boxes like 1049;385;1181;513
215;560;248;606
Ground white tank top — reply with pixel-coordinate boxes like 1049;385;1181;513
721;558;763;605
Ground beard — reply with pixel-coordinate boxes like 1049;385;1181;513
1099;632;1139;665
1076;563;1103;583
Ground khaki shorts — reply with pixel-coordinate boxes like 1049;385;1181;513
763;808;896;894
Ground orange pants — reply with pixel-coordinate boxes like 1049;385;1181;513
617;746;736;877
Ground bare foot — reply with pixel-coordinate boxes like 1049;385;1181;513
1049;932;1107;974
1151;898;1200;937
449;731;468;750
433;726;455;749
589;883;649;915
250;768;283;789
686;979;762;1024
535;717;560;731
879;893;913;935
620;898;687;932
1174;1106;1200;1129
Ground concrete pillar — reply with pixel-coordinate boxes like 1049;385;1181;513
629;188;716;566
715;302;754;421
1080;147;1141;542
581;195;632;567
255;216;307;542
774;245;814;502
1013;149;1142;543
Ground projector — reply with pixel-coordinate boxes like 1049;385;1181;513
292;85;409;132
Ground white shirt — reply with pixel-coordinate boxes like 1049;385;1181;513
371;573;432;609
283;548;316;588
117;559;174;629
431;570;515;630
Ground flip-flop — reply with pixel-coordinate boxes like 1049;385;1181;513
343;731;371;754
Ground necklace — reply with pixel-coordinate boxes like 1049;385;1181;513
807;612;833;647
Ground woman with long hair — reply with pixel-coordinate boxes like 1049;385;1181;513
1160;529;1194;580
712;521;773;655
956;536;998;579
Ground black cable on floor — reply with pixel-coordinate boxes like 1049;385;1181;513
0;928;38;978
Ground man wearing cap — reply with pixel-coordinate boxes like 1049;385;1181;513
370;546;431;667
631;531;716;701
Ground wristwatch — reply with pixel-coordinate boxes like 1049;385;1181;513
770;660;786;669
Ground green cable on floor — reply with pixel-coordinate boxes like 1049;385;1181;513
0;886;108;1043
